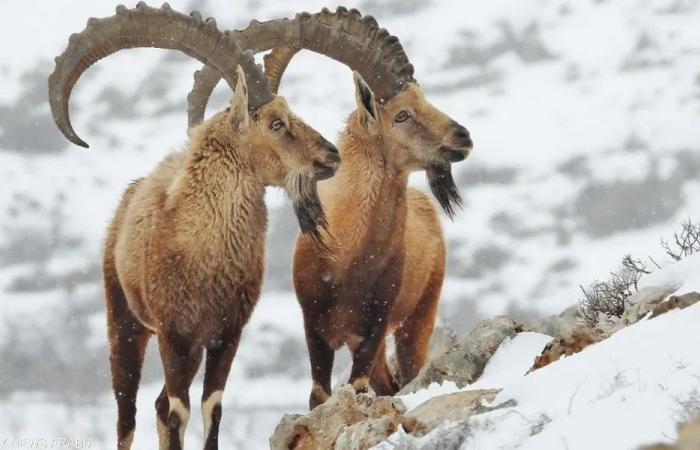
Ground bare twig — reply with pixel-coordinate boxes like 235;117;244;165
579;262;640;327
567;383;583;415
661;219;700;261
621;254;651;276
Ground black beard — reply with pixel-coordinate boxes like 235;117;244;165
285;170;331;254
427;161;463;220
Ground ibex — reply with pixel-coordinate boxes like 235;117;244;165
48;4;339;449
185;8;473;408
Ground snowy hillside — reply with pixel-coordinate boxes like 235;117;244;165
1;0;700;448
380;254;700;450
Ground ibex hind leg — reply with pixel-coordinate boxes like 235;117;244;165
105;265;151;450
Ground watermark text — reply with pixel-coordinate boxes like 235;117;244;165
1;438;95;449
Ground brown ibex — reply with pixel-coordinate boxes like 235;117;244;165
185;8;473;408
48;4;339;449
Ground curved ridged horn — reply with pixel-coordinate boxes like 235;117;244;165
48;1;272;148
263;46;301;94
187;7;415;127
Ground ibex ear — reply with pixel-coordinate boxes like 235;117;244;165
353;71;379;132
229;65;249;133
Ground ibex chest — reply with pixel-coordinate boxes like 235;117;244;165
139;207;267;338
313;250;405;347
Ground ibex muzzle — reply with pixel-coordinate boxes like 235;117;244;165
314;138;340;180
442;122;473;162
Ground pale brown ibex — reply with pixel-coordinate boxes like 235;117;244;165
185;8;472;408
48;3;339;449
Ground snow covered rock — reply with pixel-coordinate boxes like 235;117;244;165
523;304;580;337
530;289;699;372
529;325;602;372
378;301;700;450
399;316;521;394
269;385;405;450
401;389;509;437
649;292;700;319
601;285;678;334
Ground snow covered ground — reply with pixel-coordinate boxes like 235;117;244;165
382;254;700;450
1;0;699;448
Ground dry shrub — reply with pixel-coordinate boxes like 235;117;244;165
579;259;643;327
661;219;700;261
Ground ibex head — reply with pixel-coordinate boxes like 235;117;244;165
224;74;339;185
186;7;472;219
48;2;338;245
218;71;339;244
353;71;471;165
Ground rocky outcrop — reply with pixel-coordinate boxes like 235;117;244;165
400;316;521;394
269;387;515;450
270;317;523;449
602;286;678;334
271;292;700;449
269;385;405;450
401;389;511;436
528;289;699;372
529;325;602;372
650;292;700;318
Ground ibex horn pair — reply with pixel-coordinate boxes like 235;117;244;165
48;1;272;148
187;6;416;128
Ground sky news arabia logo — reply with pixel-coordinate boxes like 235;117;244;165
1;438;95;449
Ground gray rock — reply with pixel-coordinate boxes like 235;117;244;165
402;389;512;437
399;316;520;394
524;304;580;336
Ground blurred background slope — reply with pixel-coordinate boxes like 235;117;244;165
1;0;699;447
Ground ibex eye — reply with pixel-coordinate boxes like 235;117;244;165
395;111;410;123
270;119;284;131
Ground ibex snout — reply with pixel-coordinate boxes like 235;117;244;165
441;123;473;162
452;124;472;148
314;139;341;180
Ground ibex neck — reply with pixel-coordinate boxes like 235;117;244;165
323;124;409;256
169;138;268;254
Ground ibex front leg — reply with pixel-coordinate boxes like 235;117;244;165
156;329;203;450
201;329;242;450
348;261;402;394
349;318;391;393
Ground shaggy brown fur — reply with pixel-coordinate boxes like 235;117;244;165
293;75;472;409
105;71;339;449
